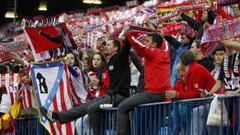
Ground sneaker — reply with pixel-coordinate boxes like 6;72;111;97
39;105;56;123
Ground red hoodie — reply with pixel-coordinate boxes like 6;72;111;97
177;62;216;99
127;32;171;94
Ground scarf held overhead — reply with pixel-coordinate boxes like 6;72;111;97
24;16;77;61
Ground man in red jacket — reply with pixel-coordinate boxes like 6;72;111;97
165;51;216;135
116;27;171;135
166;50;216;99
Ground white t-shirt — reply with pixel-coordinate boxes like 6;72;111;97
0;94;11;113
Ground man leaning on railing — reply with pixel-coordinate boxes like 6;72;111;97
165;50;216;135
165;50;216;100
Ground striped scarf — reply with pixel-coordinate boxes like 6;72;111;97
201;16;240;44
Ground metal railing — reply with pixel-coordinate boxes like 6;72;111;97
101;95;240;135
15;116;49;135
13;95;240;135
133;101;174;135
101;108;117;135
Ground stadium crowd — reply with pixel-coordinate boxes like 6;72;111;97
0;0;240;135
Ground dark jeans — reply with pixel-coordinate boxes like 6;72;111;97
116;91;165;135
207;126;233;135
87;94;127;135
57;96;106;124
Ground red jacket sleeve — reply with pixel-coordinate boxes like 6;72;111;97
215;8;233;19
173;80;184;93
178;87;200;99
173;80;194;99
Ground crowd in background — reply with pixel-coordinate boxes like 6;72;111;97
0;0;240;135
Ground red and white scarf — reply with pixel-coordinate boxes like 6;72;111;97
201;16;240;44
157;1;210;23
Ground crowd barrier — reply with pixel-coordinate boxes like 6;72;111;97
102;95;240;135
15;116;49;135
14;95;240;135
173;95;240;135
101;108;117;135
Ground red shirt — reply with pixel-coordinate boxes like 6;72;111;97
127;32;171;93
177;62;216;99
173;80;186;96
99;69;110;96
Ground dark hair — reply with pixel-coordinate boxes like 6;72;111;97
82;48;95;60
91;52;107;70
149;33;163;48
82;57;92;68
212;45;226;55
181;33;195;46
0;64;8;74
180;50;196;66
66;53;80;68
10;65;21;73
107;38;121;51
101;41;106;46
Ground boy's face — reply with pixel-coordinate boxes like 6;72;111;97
214;50;225;65
89;75;100;86
82;59;90;71
180;34;190;45
177;63;186;82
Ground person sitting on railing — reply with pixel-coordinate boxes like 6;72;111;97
40;34;131;135
75;52;109;135
116;25;171;135
165;50;216;100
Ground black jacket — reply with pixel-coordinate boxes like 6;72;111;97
107;40;131;97
197;57;215;72
180;11;216;40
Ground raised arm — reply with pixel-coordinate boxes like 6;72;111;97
219;39;240;51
